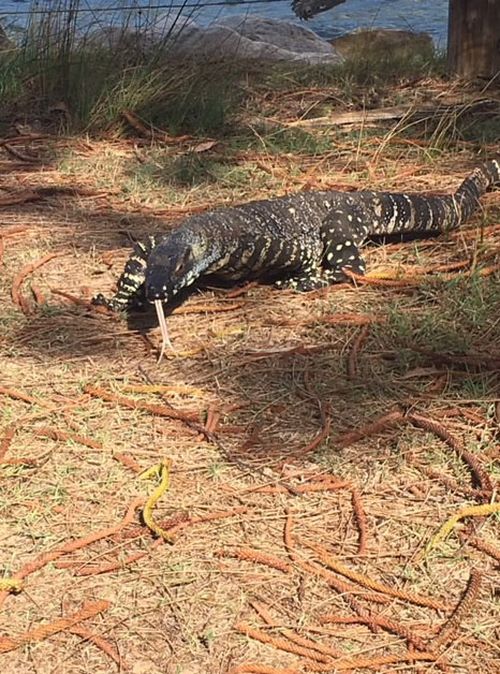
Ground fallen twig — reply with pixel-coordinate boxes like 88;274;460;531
205;406;221;434
84;385;199;422
412;347;500;370
35;426;103;450
343;268;416;288
249;600;279;626
433;570;482;650
306;541;448;611
335;409;404;448
450;221;500;241
280;630;341;661
347;324;370;379
0;497;143;611
229;665;300;674
0;134;50;147
283;509;389;628
50;288;91;307
243;479;351;495
468;262;500;278
166;507;249;540
69;625;125;669
321;312;382;326
249;603;343;662
11;252;66;314
3;143;41;162
304;650;438;671
172;301;243;315
291;402;331;459
242;344;329;361
69;548;155;576
265;312;380;326
121;383;204;397
113;452;142;473
350;487;368;555
0;600;110;653
0;189;41;207
0;225;31;237
0;425;16;461
1;457;38;467
30;282;45;306
417;464;488;501
226;281;259;298
0;386;55;410
282;105;411;128
234;621;330;663
216;547;291;574
407;412;493;496
459;532;500;562
319;613;428;651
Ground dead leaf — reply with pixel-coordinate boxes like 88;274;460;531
192;140;218;153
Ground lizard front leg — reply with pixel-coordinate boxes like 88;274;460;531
273;241;327;291
274;264;329;291
320;210;367;283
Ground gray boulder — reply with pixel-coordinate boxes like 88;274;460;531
217;15;336;55
173;16;343;65
81;15;343;66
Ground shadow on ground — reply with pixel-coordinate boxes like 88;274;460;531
9;273;499;474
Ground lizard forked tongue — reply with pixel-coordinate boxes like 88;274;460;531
154;300;174;363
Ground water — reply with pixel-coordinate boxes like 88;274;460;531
1;0;449;47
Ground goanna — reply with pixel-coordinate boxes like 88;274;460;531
93;160;500;313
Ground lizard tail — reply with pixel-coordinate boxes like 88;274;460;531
454;159;500;223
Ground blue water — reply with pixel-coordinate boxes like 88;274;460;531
1;1;449;47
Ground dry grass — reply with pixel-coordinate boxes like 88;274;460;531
0;75;499;674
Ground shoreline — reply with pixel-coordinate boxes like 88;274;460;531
0;1;449;46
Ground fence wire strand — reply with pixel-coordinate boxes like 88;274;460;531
2;1;290;17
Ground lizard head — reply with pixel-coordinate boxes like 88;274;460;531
145;228;216;304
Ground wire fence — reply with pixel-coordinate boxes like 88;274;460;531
0;0;312;48
0;1;291;16
0;0;301;44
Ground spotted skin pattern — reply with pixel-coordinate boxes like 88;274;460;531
93;160;500;311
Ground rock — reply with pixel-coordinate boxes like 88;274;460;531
172;16;343;65
217;15;335;55
331;28;434;60
82;16;343;66
152;12;198;39
83;26;153;57
82;13;197;56
0;23;15;51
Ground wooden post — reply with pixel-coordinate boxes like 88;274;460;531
448;0;500;78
